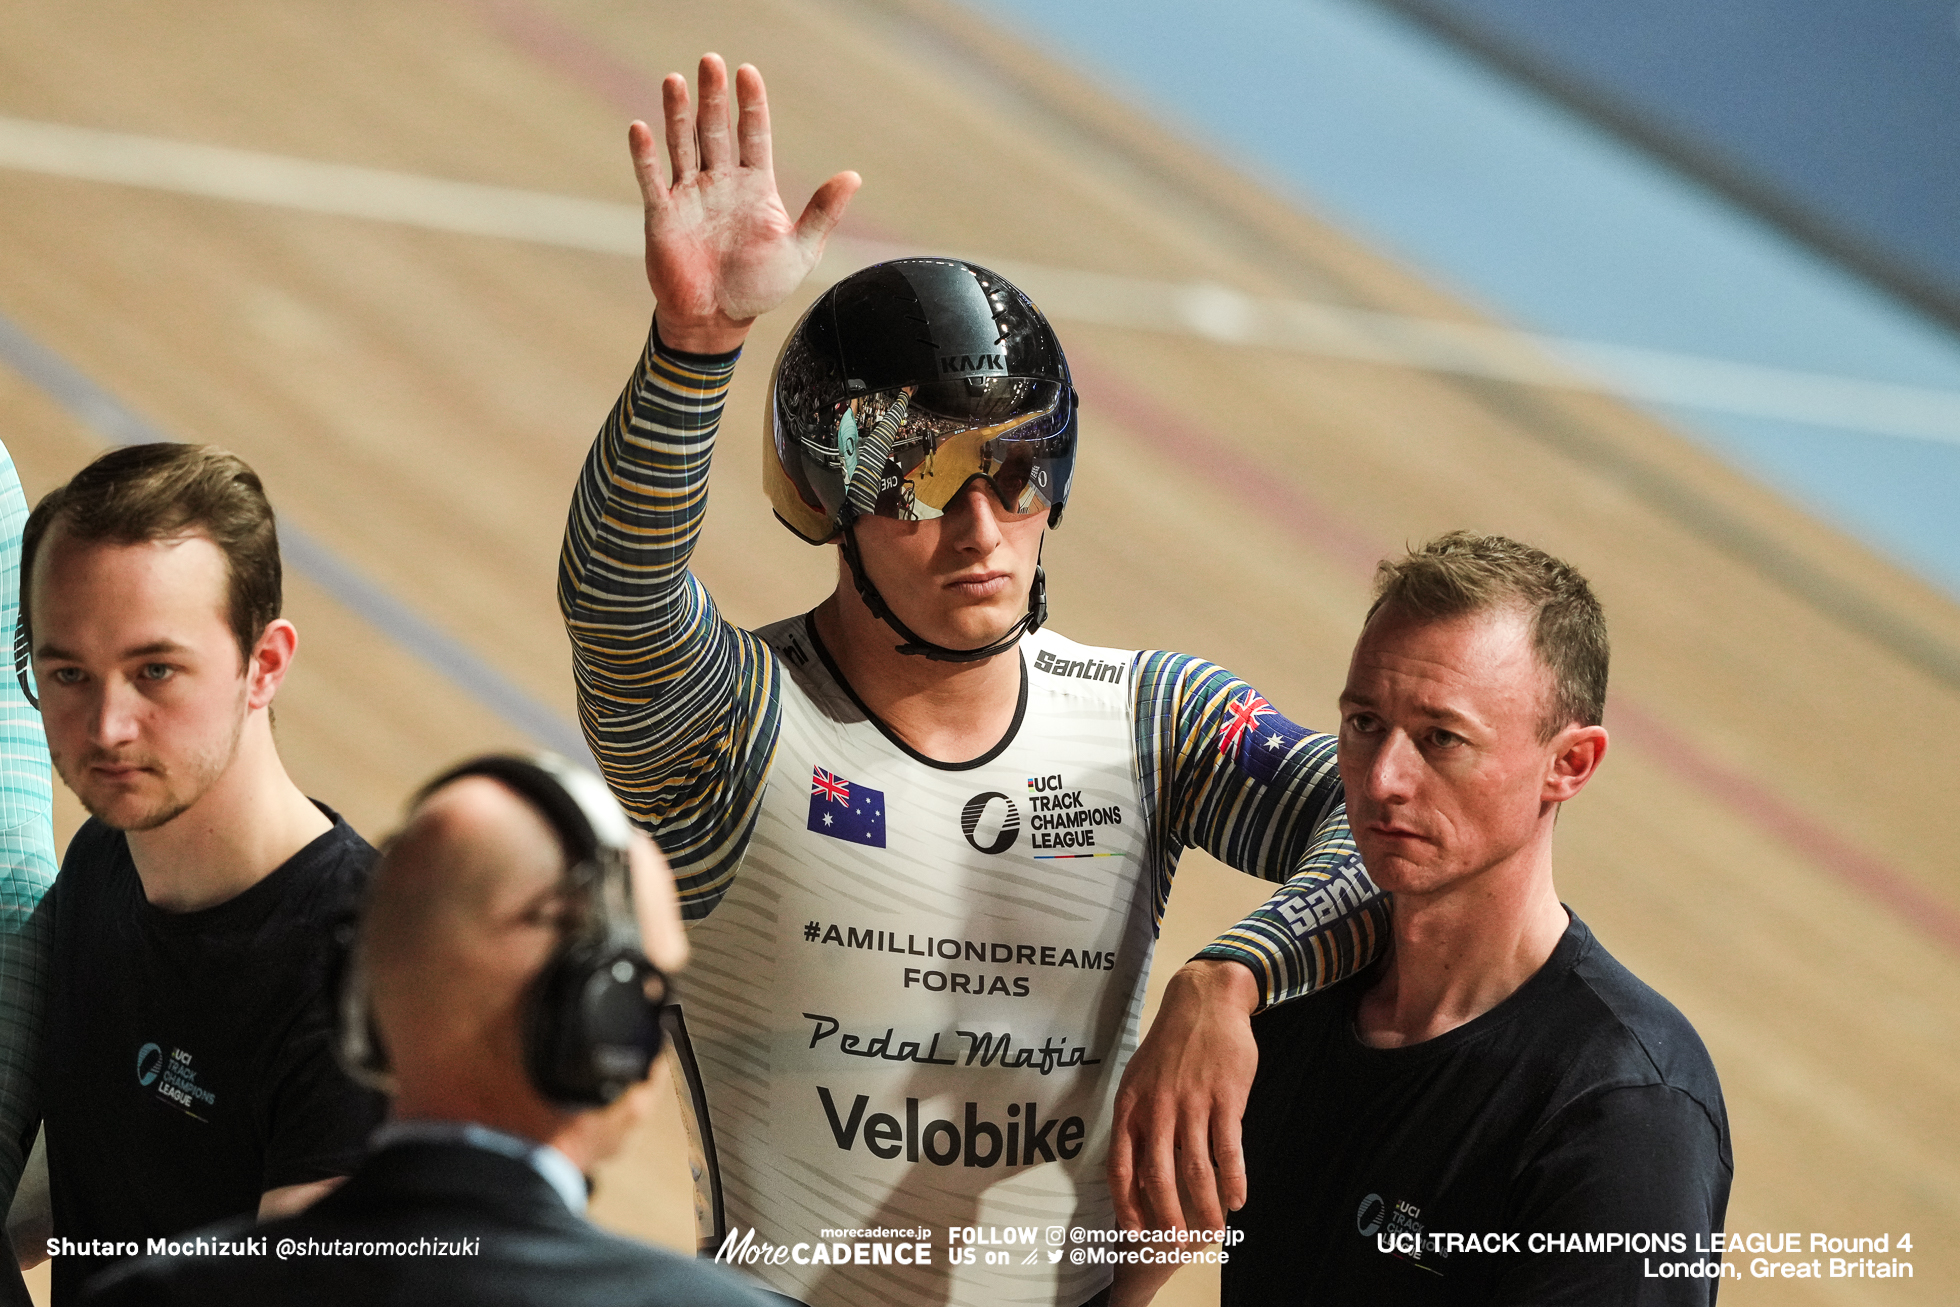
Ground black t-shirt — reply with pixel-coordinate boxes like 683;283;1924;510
1225;913;1732;1306
43;808;385;1301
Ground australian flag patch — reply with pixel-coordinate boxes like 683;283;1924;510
1219;690;1308;787
807;766;887;848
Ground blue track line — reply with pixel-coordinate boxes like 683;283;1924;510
973;0;1960;599
0;310;593;767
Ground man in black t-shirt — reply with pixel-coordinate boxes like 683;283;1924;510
19;445;384;1300
1222;534;1730;1306
83;755;773;1307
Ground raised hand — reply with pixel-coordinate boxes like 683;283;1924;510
632;54;860;355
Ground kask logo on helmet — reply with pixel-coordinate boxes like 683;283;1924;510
940;352;1007;375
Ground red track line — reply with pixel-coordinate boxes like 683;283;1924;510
453;0;831;204
1071;359;1384;581
469;0;1960;958
1608;703;1960;955
1073;354;1960;957
455;0;661;119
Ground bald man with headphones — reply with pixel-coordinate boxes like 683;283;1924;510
82;755;773;1307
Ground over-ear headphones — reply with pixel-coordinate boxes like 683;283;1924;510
337;752;671;1108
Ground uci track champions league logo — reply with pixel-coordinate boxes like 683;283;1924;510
136;1040;217;1119
960;792;1020;855
962;774;1124;859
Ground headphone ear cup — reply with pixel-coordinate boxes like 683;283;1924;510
525;941;667;1107
421;754;667;1107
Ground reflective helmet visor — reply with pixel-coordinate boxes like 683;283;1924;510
804;377;1072;523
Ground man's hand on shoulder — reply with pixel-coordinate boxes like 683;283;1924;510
1109;959;1261;1235
633;54;860;355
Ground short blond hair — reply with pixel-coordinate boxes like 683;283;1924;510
1368;531;1607;739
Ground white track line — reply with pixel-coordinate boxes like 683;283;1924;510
5;113;1960;447
0;116;643;253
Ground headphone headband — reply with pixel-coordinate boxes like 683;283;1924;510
418;753;633;871
338;753;670;1108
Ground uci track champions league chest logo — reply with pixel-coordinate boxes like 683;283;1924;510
136;1041;217;1120
961;773;1125;859
1358;1192;1441;1271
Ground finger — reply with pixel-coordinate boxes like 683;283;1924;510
695;52;733;173
1212;1107;1248;1214
1136;1117;1188;1233
1175;1113;1225;1232
791;170;862;261
627;121;669;210
734;62;771;173
625;830;688;973
662;72;697;187
1107;1118;1143;1230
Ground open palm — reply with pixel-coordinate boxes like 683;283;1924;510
633;56;860;353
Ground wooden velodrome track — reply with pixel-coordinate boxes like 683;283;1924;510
2;1;1956;1302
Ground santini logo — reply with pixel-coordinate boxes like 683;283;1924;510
1033;650;1125;684
940;353;1007;375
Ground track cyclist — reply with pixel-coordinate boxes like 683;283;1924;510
558;54;1388;1307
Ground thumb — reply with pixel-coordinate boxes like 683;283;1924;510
792;170;862;261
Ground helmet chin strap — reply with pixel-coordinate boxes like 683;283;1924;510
837;514;1047;663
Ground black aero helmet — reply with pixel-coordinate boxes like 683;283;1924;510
766;258;1077;545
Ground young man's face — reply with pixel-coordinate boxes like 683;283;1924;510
1337;602;1575;899
849;478;1047;652
31;528;253;831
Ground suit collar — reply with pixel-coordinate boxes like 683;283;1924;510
372;1121;589;1215
341;1138;588;1227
